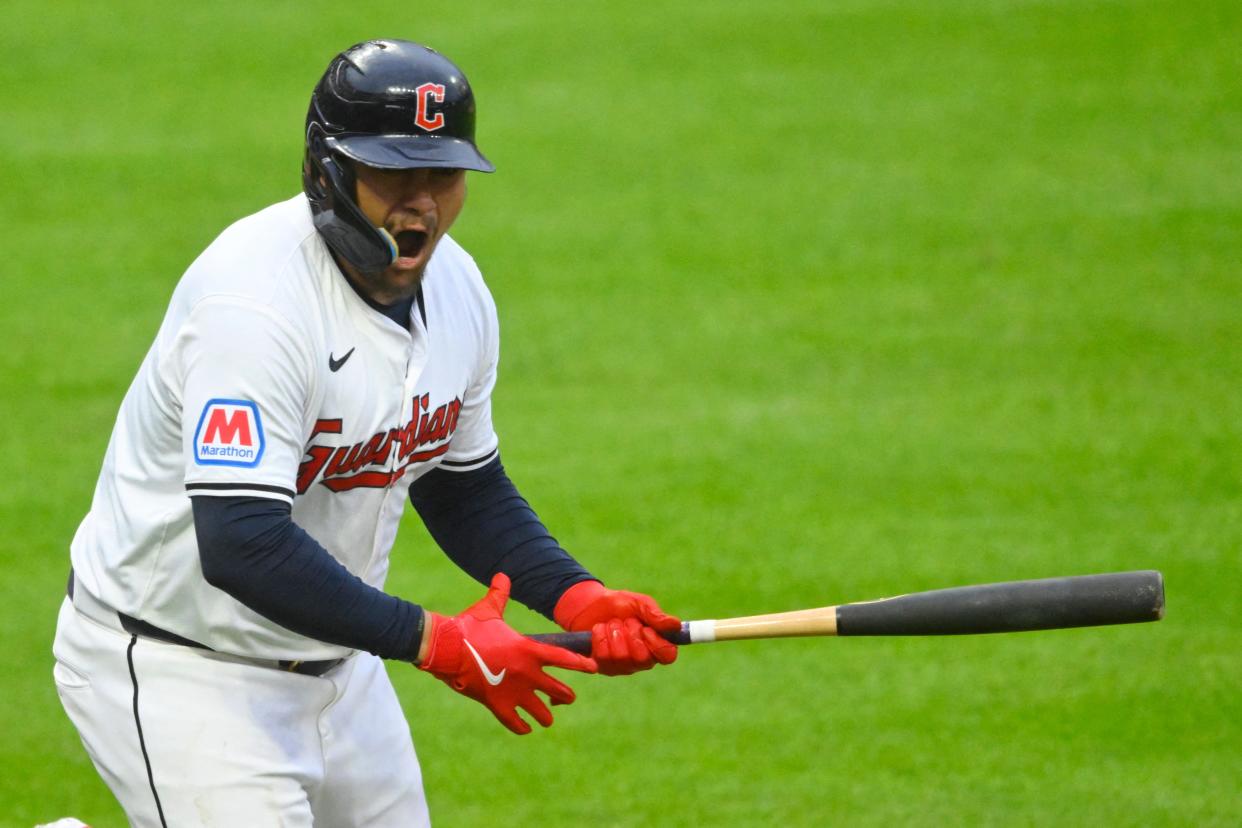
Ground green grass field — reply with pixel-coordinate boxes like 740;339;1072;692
3;0;1240;824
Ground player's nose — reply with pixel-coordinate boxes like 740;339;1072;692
394;170;438;210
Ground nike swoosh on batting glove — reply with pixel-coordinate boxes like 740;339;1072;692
419;573;598;734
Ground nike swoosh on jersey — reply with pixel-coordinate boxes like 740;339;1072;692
464;640;507;686
328;347;355;372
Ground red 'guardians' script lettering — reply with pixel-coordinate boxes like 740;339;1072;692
415;83;446;131
296;395;463;494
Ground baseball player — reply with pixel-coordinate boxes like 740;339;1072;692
52;39;678;827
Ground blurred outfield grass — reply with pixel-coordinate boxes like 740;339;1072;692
2;0;1240;825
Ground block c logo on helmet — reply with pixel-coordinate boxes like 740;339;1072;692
415;83;446;131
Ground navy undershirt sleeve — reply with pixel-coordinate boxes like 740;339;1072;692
409;454;596;619
190;496;424;661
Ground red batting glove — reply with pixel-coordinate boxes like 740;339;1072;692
420;573;598;734
553;580;681;676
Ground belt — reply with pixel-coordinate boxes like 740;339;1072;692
67;569;345;678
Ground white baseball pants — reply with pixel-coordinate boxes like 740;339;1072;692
52;598;431;827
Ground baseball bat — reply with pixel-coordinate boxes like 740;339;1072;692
526;570;1164;655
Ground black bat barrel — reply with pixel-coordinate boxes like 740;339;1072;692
835;570;1165;636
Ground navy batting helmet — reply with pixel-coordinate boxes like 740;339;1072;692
303;40;494;274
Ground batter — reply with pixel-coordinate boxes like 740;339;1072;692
53;39;679;826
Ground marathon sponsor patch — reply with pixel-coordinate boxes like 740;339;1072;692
193;399;265;467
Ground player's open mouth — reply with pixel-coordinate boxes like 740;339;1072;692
394;229;429;264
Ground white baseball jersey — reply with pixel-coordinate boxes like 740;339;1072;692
68;193;500;661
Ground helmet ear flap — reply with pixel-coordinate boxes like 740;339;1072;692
303;152;330;202
302;121;396;274
303;122;347;203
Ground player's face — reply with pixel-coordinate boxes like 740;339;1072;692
348;163;468;304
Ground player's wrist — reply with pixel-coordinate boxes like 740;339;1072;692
416;612;463;675
413;612;435;665
553;579;607;630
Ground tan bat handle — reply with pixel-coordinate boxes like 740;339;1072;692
689;607;838;642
